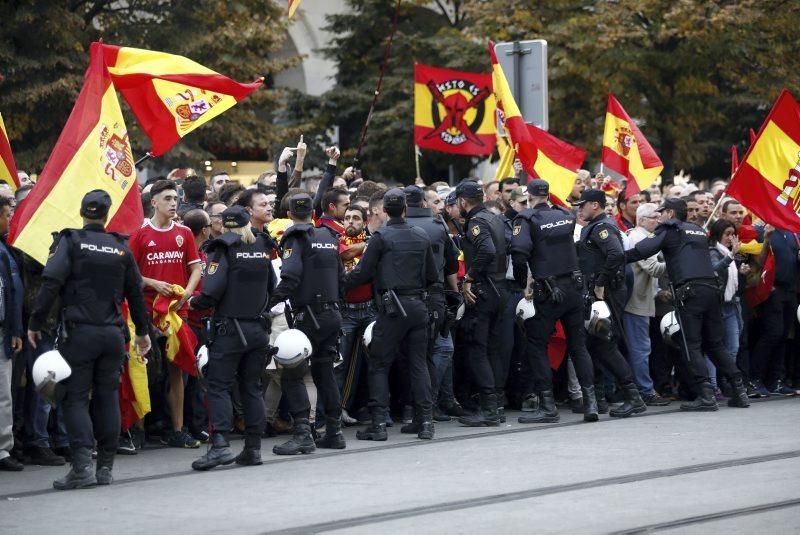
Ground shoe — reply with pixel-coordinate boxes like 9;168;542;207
385;410;394;427
235;435;263;465
768;380;796;397
519;391;560;424
273;419;316;455
117;433;137;456
418;408;434;440
130;428;146;450
432;407;451;422
25;446;66;466
356;409;388;441
313;419;326;431
161;429;201;449
714;388;728;401
569;397;584;414
582;386;599;422
681;382;719;412
271;416;293;434
191;429;210;443
595;384;609;414
642;393;671;406
315;417;346;449
458;393;501;427
0;456;24;471
341;410;358;427
191;434;236;471
95;449;114;485
497;406;506;423
746;381;758;399
54;446;72;462
750;379;770;398
728;376;750;408
53;447;96;489
442;402;465;417
609;383;647;418
520;394;538;412
402;405;414;424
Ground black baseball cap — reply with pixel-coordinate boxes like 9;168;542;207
289;193;313;217
656;198;687;213
383;188;406;210
403;185;424;205
80;189;112;218
455;180;483;200
222;205;250;228
526;179;549;197
571;189;606;207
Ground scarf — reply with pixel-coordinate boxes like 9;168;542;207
340;231;366;272
715;242;738;302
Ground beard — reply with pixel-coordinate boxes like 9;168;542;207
345;225;362;237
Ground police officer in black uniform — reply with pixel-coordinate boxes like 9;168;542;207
188;206;276;470
454;181;509;426
510;180;599;423
403;185;460;429
28;190;151;490
625;198;750;410
269;193;346;454
344;188;439;441
574;189;646;418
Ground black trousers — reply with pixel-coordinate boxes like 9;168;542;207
462;281;508;395
750;286;797;385
586;289;634;387
207;319;269;437
368;296;431;413
60;324;126;453
523;283;594;393
282;309;342;420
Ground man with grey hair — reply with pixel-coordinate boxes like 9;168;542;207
623;203;670;405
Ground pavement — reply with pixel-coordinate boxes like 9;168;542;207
1;397;799;534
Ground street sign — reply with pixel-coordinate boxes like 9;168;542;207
494;40;548;132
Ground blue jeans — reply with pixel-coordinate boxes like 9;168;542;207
706;300;742;389
622;312;656;395
430;333;454;403
24;334;69;448
334;303;376;412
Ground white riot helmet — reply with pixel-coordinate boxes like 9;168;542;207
273;329;312;367
363;321;376;348
660;311;681;349
32;350;72;404
797;305;800;325
196;345;209;379
585;300;613;340
456;302;466;321
516;298;536;321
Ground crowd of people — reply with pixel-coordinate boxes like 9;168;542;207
0;137;798;488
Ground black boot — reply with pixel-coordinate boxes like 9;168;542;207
316;417;346;449
53;447;97;490
273;419;316;455
356;408;388;441
95;449;115;486
610;383;647;418
681;382;719;411
192;433;236;470
235;435;263;466
458;393;500;427
582;386;599;422
417;407;434;440
518;391;559;423
727;375;751;408
595;382;609;414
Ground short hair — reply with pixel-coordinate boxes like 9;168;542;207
323;188;349;213
144;175;166;188
499;177;519;189
708;218;735;244
722;199;741;213
355;180;383;200
182;175;207;204
345;205;368;222
639;189;651;202
385;204;404;218
0;196;12;212
635;202;658;225
235;189;266;209
687;190;708;202
183;209;210;236
210;171;230;180
218;183;245;206
150;179;177;198
368;190;384;212
617;189;630;207
280;187;310;214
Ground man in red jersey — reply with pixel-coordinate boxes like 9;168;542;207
129;180;203;448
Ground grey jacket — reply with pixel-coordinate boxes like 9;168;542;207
624;226;666;317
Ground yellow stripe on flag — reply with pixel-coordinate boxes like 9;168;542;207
0;113;18;192
109;48;218;77
494;136;515;180
151;78;239;135
288;0;301;18
746;120;800;190
533;150;578;203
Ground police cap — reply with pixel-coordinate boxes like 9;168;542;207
526;179;549;197
383;188;406;210
222;205;251;228
403;185;425;205
289;193;313;217
571;188;606;207
455;180;482;200
80;189;112;219
656;198;687;213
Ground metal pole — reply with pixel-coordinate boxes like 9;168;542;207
134;152;153;167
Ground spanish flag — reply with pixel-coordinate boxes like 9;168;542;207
152;285;199;376
8;43;143;265
414;64;496;156
601;94;663;194
494;135;515;181
0;113;20;192
288;0;302;18
727;90;800;232
99;44;263;157
120;301;151;431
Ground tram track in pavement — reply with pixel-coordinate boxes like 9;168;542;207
1;396;796;501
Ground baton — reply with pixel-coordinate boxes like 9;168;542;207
389;290;408;318
486;277;501;299
668;282;692;363
232;318;248;348
305;305;321;330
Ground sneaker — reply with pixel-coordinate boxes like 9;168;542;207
0;456;24;471
642;393;671;406
746;381;759;399
161;429;201;449
130;427;146;450
751;379;770;398
341;410;358;427
768;380;796;397
117;433;137;456
25;446;66;466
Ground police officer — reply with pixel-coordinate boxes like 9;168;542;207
188;206;276;470
626;198;750;410
510;180;598;423
28;190;151;490
268;193;345;454
403;185;460;427
344;188;439;440
574;189;646;418
454;180;509;426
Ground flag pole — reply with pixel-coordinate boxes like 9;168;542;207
703;193;726;230
134;152;152;166
414;145;422;183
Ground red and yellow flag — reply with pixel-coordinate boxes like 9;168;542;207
9;43;143;265
0;113;20;192
601;94;663;194
727;90;800;232
288;0;302;18
152;285;198;376
414;64;496;156
494;135;515;180
99;43;263;157
120;301;151;431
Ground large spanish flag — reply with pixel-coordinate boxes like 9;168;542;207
99;43;263;157
288;0;302;18
601;94;663;194
0;113;20;192
414;64;496;156
9;43;143;265
120;301;151;431
727;90;800;232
